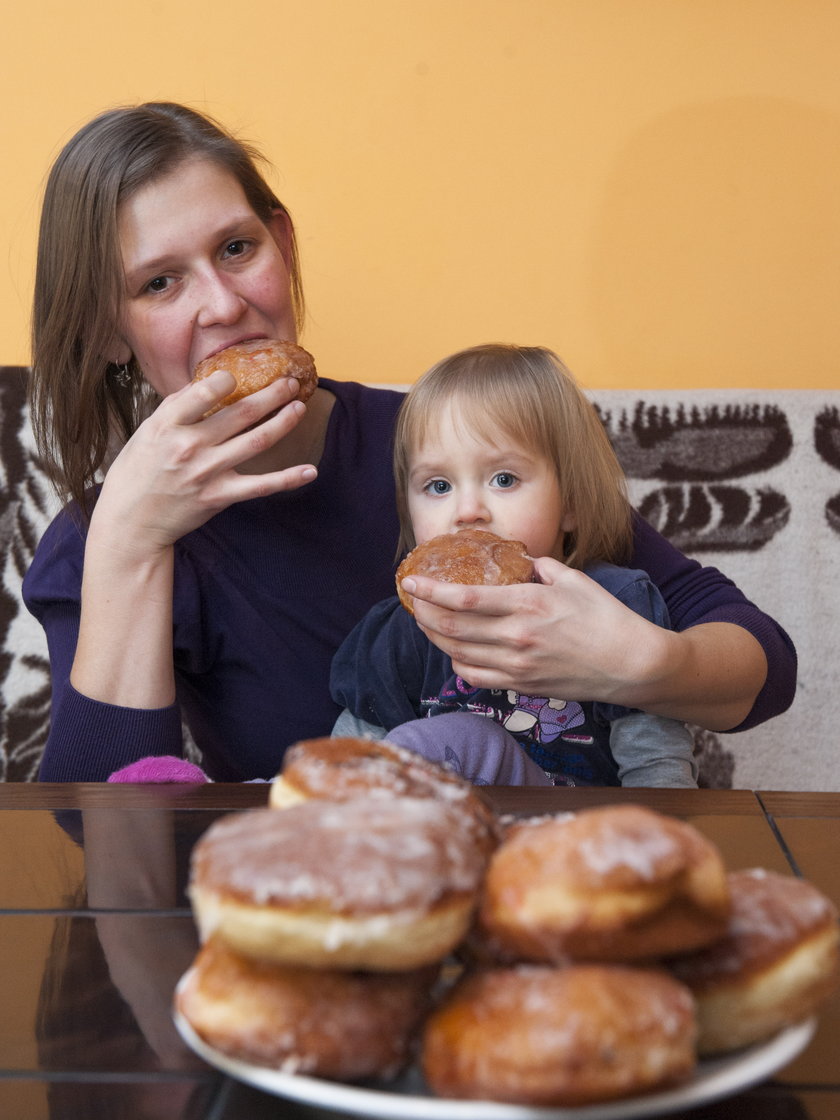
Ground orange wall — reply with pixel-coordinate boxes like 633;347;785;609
3;1;838;389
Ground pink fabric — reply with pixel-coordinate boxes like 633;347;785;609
107;756;210;784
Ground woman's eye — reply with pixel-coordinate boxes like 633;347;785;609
426;479;451;495
223;239;248;258
493;472;517;489
143;276;171;295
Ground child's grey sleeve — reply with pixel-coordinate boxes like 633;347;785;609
610;713;699;788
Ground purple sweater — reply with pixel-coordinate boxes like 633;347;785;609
24;379;796;782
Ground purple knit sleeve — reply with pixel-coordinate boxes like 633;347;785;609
630;515;797;731
24;508;186;781
38;686;184;781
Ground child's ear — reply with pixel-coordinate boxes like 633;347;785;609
561;509;577;532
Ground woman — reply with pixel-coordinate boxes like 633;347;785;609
24;102;795;782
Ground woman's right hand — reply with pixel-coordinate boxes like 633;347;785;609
94;369;317;556
70;369;318;709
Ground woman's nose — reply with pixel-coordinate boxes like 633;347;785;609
195;272;247;326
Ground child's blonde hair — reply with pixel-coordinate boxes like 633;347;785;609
393;343;632;569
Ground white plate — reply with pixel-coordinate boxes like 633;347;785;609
174;997;815;1120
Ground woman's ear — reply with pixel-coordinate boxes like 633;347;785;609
268;208;293;265
106;325;133;367
561;509;577;532
110;343;133;366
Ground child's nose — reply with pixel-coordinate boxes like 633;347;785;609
455;490;490;526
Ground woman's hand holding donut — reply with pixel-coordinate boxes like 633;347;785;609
403;556;664;706
402;555;766;730
95;368;317;555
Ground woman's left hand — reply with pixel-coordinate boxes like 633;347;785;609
401;555;766;730
401;556;660;705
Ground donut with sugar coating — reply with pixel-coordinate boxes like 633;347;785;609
667;867;839;1054
477;804;731;963
192;338;317;415
188;797;489;970
176;937;437;1078
396;529;533;614
269;736;498;850
422;963;697;1105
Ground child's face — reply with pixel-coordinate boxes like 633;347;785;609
406;402;576;559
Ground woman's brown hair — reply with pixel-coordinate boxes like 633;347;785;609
393;344;633;569
29;101;305;513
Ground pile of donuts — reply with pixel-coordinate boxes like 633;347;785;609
175;737;839;1108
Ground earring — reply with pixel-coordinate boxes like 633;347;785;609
112;363;132;387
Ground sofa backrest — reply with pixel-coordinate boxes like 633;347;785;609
1;367;61;779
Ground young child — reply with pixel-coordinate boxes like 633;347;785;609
330;343;698;787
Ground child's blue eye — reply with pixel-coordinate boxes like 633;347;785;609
428;479;451;495
494;472;517;488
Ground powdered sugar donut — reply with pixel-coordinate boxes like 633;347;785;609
422;963;696;1105
477;804;731;962
188;798;489;970
176;937;436;1078
269;736;498;850
668;867;839;1054
192;339;317;415
396;529;533;614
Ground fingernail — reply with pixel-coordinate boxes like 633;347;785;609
401;578;417;593
302;467;317;481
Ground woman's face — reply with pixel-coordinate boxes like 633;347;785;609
115;158;297;397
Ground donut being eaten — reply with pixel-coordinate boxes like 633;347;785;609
192;338;317;416
396;529;534;615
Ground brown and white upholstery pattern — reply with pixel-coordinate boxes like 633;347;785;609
594;389;840;791
0;368;60;780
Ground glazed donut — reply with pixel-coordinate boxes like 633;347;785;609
422;963;696;1106
272;735;482;806
477;805;730;963
396;529;533;614
176;937;436;1079
192;338;317;415
188;798;489;971
668;868;839;1055
269;736;497;848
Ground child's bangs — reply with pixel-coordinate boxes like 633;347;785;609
442;371;549;455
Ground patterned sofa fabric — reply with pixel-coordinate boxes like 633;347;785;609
1;368;59;779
